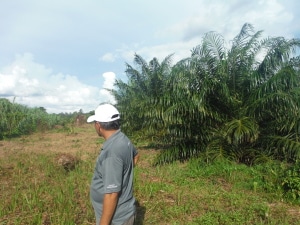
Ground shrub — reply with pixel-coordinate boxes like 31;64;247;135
281;162;300;202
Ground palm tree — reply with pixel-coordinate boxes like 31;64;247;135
111;53;173;140
155;23;300;164
154;31;232;163
112;23;300;165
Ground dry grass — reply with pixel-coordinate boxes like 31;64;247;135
1;124;300;224
0;124;99;157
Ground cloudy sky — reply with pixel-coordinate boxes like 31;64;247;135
1;0;299;113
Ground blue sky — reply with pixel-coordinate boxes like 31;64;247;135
0;0;299;113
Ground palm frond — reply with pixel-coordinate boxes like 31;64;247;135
265;135;300;162
224;117;259;146
231;23;256;50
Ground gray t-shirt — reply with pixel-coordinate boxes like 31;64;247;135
90;130;138;225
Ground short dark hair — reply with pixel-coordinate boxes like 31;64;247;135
99;119;120;130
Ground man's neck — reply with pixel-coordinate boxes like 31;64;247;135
102;129;118;140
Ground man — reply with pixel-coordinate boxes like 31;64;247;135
87;103;139;225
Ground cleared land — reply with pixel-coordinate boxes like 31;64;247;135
0;125;300;224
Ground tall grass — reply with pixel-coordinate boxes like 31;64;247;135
0;98;87;139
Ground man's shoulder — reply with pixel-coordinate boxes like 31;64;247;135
114;131;132;144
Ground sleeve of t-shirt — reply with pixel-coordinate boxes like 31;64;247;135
101;156;123;193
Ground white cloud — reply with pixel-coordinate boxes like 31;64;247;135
100;53;116;62
109;38;202;68
0;53;116;113
100;72;116;104
157;0;295;44
102;72;116;89
135;42;196;64
110;0;299;68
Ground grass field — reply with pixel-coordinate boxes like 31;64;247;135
0;124;300;224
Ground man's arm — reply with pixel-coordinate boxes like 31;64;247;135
99;192;119;225
134;153;140;166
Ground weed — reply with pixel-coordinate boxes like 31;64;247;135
1;128;300;224
281;162;300;202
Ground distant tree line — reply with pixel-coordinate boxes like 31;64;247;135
111;23;300;165
0;98;88;139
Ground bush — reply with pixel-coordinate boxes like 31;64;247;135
281;162;300;202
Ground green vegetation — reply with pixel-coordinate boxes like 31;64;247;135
112;23;300;165
0;98;88;139
0;152;95;224
0;128;299;224
135;157;300;224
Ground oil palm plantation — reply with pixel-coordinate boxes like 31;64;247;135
112;23;300;165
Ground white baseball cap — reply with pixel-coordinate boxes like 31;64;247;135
87;104;120;123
